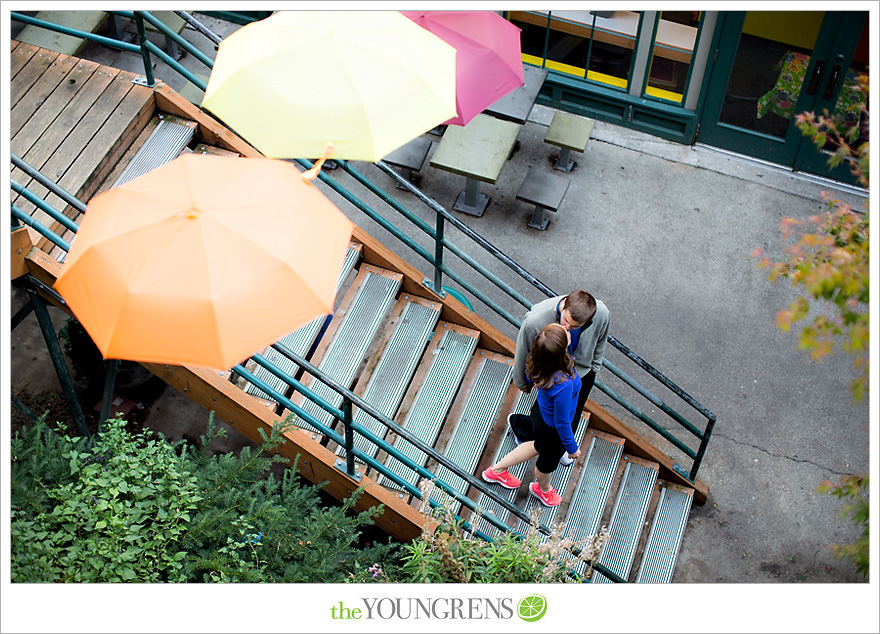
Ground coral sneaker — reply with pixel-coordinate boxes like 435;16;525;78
481;467;521;490
529;481;562;507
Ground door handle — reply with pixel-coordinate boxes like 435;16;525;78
806;60;825;95
823;64;842;100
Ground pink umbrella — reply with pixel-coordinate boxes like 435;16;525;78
401;10;524;126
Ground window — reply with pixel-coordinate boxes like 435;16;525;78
508;10;702;104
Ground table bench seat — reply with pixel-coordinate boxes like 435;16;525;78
382;136;432;188
16;11;108;56
516;166;571;230
544;111;594;172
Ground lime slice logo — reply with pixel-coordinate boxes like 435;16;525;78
517;594;547;622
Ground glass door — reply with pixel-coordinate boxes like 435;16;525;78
697;11;868;183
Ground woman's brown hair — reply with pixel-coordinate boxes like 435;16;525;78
526;323;575;389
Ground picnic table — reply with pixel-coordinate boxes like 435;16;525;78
429;113;522;217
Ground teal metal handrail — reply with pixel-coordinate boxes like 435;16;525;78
303;156;716;483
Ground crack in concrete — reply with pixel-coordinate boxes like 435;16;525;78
712;432;851;476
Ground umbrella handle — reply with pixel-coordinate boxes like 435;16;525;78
302;142;336;182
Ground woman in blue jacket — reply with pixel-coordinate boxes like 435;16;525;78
481;323;581;507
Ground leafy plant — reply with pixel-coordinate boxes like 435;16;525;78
752;73;869;402
11;416;201;582
398;480;609;583
817;474;869;579
10;414;403;583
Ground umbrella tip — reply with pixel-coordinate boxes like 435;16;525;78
302;142;336;182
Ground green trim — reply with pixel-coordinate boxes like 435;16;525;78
538;70;698;143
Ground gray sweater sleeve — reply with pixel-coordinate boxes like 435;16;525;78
512;297;561;390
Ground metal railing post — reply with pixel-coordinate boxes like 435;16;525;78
29;293;90;438
342;398;356;477
432;211;445;295
98;359;120;433
133;14;156;86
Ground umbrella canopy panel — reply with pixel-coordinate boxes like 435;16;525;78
55;154;354;369
401;10;524;126
202;11;458;162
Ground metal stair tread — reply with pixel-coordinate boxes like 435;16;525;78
429;351;514;514
591;457;660;583
471;389;536;538
111;117;196;188
513;412;590;539
296;264;401;431
560;430;625;572
243;243;361;401
335;295;441;461
635;482;694;583
378;323;480;490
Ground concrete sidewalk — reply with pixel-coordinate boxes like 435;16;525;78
8;11;874;625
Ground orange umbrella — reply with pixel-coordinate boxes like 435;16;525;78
54;153;353;369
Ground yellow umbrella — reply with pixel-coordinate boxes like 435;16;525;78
202;10;458;162
54;154;353;370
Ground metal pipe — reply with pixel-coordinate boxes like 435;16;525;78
10;12;141;53
263;343;547;532
174;10;223;46
133;14;155;86
98;359;119;433
11;154;87;214
136;11;215;68
11;205;70;251
235;360;523;536
29;294;89;437
11;180;79;234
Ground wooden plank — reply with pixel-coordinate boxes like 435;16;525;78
300;264;402;380
9;47;62;130
36;74;155;251
192;143;240;157
11;57;101;171
432;349;513;468
10;227;39;280
92;116;162;197
349;224;513;357
12;63;123;218
153;82;263;155
10;40;39;80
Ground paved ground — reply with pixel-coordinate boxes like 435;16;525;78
6;12;877;634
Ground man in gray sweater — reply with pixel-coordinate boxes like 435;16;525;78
511;290;610;462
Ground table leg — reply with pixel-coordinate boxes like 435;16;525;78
528;204;550;230
394;166;413;189
453;177;489;217
553;147;575;172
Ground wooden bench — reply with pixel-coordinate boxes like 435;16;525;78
16;11;108;56
516;166;571;230
544;110;594;172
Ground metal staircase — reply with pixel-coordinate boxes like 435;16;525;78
229;238;697;581
10;28;712;582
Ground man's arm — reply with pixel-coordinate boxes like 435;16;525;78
512;321;534;390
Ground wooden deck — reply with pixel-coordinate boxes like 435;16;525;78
10;41;155;252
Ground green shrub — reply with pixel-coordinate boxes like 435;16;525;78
10;415;402;583
11;417;201;582
818;474;869;579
